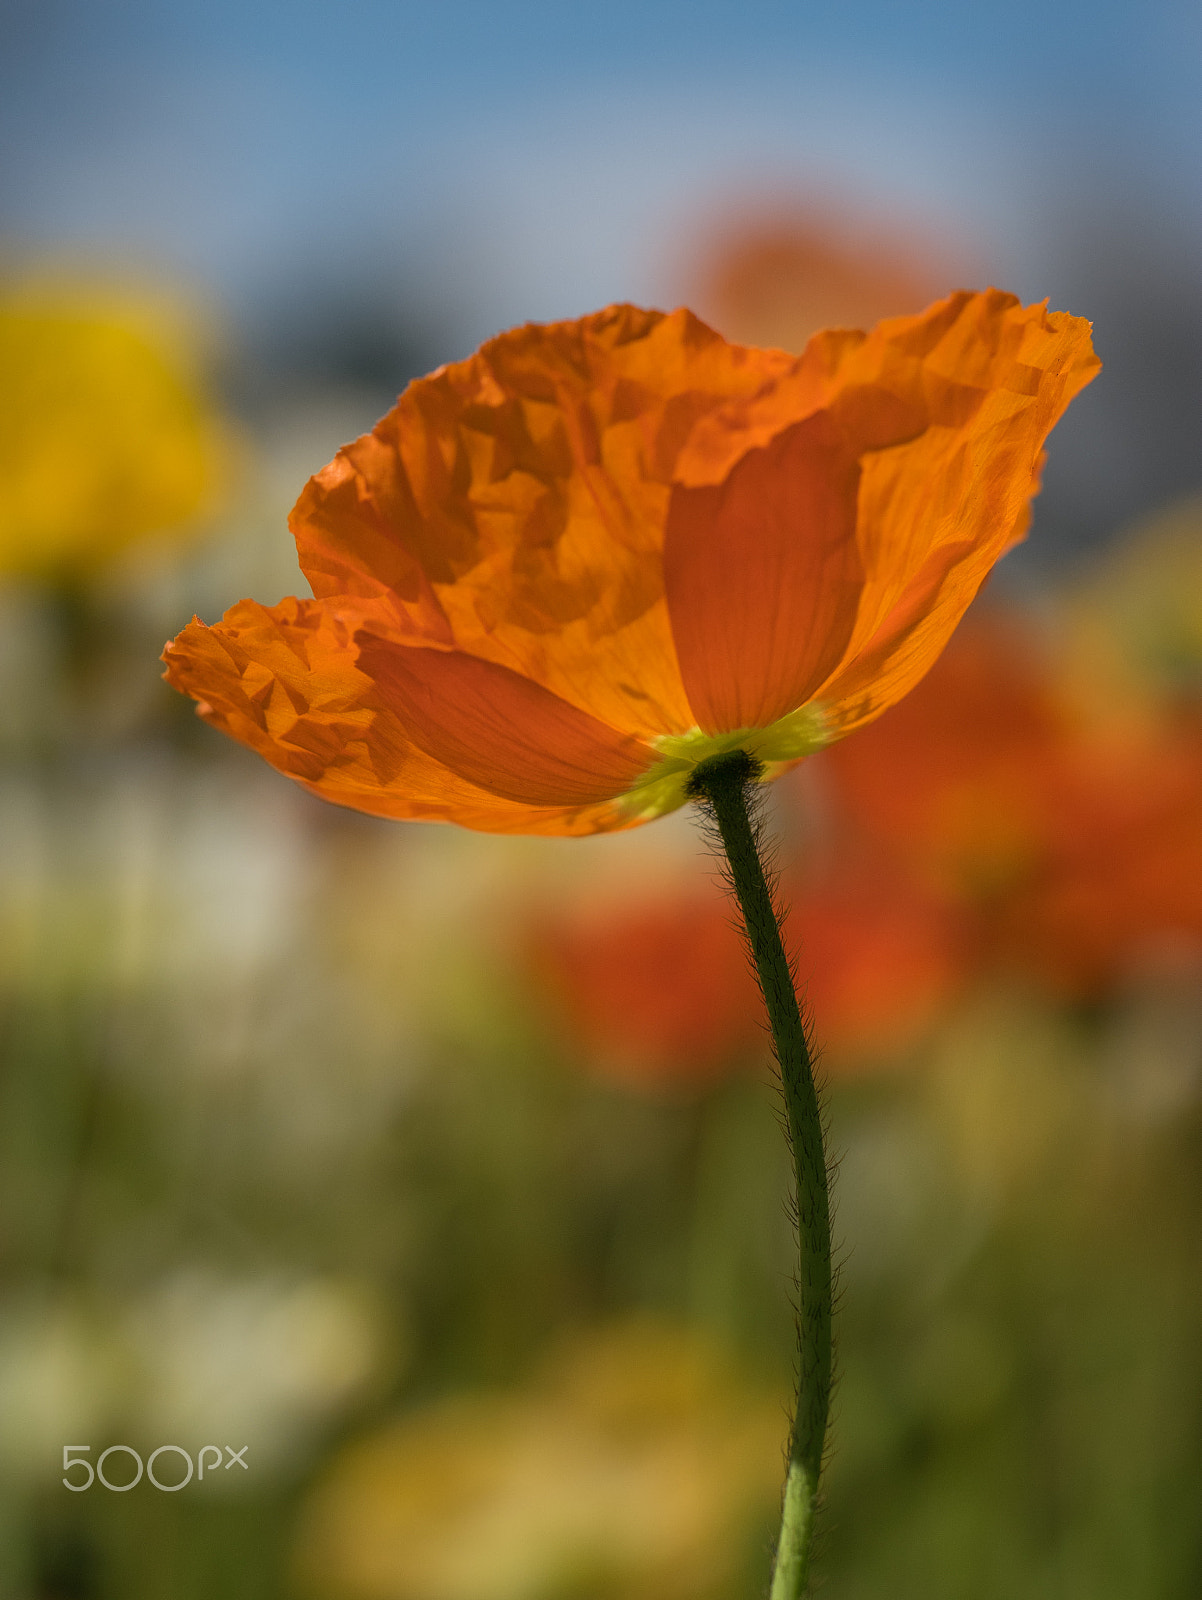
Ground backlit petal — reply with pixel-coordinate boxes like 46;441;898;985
163;599;655;835
673;290;1098;734
288;305;793;740
351;637;654;806
664;411;864;732
833;293;1099;677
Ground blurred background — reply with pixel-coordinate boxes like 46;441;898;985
2;2;1202;1596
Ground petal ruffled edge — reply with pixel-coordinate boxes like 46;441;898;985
162;597;664;836
283;305;796;744
671;289;1099;742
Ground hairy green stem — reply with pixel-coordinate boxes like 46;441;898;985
687;750;832;1599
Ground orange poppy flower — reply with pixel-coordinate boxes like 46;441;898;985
164;292;1097;834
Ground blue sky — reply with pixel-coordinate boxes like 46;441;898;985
3;0;1200;550
3;0;1198;342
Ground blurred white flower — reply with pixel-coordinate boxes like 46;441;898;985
0;1297;124;1476
123;1271;391;1478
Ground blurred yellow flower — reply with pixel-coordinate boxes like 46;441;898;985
0;279;228;578
294;1318;785;1600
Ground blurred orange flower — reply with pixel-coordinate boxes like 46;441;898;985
784;854;969;1061
994;716;1202;993
818;615;1070;900
164;293;1097;835
819;616;1202;996
531;852;967;1087
690;207;945;353
530;883;761;1088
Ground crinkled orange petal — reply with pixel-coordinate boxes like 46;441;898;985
676;290;1099;735
166;294;1098;835
287;304;794;741
162;598;655;835
814;501;1031;739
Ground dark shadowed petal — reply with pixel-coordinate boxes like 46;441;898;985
353;636;655;806
163;597;654;834
663;412;864;734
